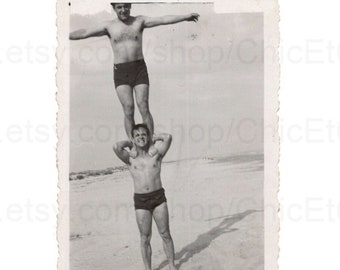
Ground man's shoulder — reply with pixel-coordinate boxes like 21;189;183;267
134;15;147;24
135;15;145;20
109;19;119;25
101;19;115;28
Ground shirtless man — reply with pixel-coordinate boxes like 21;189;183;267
113;124;176;270
70;3;199;156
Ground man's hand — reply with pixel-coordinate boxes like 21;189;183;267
187;13;200;23
129;143;138;159
152;134;162;143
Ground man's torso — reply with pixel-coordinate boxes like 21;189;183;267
106;16;145;64
128;153;163;194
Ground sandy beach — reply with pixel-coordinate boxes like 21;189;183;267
70;153;264;270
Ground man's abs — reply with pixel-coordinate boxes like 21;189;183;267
130;173;162;194
111;41;144;64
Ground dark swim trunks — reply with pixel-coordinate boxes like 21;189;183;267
114;59;150;88
134;188;167;212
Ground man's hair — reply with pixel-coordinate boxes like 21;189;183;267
131;124;150;138
110;3;131;8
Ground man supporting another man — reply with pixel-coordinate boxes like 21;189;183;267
113;124;176;270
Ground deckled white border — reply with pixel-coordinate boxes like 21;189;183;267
57;1;279;269
57;1;70;269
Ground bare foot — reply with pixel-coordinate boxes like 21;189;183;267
129;144;137;158
148;144;158;157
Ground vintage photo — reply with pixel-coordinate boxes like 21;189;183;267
57;1;279;269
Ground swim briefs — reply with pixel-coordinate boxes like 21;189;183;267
114;59;149;88
134;188;167;212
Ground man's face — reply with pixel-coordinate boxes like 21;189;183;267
113;3;131;21
132;128;149;148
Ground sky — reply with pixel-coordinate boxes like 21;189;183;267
69;3;263;172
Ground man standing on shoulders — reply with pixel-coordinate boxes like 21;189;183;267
70;3;199;157
113;124;177;270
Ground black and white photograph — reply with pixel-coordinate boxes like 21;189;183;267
58;1;279;269
5;1;340;270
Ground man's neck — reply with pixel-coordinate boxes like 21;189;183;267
118;16;133;24
136;146;149;157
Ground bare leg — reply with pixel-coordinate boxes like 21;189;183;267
134;84;154;136
115;85;137;157
134;84;157;156
115;84;135;139
136;209;153;270
153;202;177;270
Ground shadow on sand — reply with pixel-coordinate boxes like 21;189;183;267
155;209;260;270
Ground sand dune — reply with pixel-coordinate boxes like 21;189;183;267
70;154;264;270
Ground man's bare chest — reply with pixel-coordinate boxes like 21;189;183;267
108;22;143;43
130;158;159;171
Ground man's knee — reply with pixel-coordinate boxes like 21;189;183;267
137;101;150;117
159;230;172;242
123;104;134;118
140;233;152;245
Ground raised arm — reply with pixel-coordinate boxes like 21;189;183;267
142;13;199;28
69;21;109;40
153;133;172;158
113;140;133;164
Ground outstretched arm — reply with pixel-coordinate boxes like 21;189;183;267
113;140;133;164
142;13;199;28
153;133;172;158
70;21;109;40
